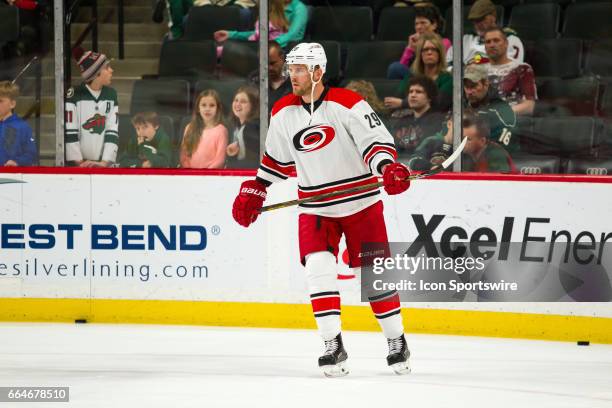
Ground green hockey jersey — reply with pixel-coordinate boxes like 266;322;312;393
65;83;119;163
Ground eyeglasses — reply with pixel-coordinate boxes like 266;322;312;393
421;47;439;54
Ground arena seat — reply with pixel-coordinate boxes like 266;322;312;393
130;79;191;120
308;7;373;42
158;40;216;80
537;77;600;117
566;159;612;175
0;5;19;47
344;41;405;79
184;6;244;41
508;3;560;41
376;7;416;41
563;2;612;39
585;40;612;77
527;39;582;79
221;41;258;78
194;78;247;113
532;117;599;158
512;154;561;174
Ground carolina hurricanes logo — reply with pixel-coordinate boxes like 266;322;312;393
293;125;336;153
83;113;106;135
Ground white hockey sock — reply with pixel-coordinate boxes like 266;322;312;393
305;251;341;341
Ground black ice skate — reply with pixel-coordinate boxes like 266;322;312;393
318;333;349;377
386;334;411;375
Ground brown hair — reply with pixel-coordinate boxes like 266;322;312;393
345;80;389;117
411;32;447;77
231;85;260;127
269;0;289;32
0;81;19;100
183;89;224;157
131;111;160;128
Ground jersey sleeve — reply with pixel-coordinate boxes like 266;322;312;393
348;100;397;176
508;35;524;63
64;90;83;163
256;113;296;184
101;90;119;163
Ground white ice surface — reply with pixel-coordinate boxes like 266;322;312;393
1;323;611;408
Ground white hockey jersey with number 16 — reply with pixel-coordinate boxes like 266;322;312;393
256;87;397;217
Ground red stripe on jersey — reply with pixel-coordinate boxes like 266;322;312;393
311;295;341;313
271;93;301;117
261;154;296;176
297;175;379;202
369;293;400;315
364;145;397;165
325;87;364;110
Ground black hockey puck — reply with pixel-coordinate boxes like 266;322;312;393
75;319;87;324
577;341;590;346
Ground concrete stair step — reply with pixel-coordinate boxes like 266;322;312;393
97;41;162;59
70;23;166;42
18;76;140;95
16;92;131;115
97;0;152;6
75;6;166;24
40;57;158;78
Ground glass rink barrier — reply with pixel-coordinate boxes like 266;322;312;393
0;2;611;407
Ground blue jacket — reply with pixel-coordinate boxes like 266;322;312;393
0;114;37;166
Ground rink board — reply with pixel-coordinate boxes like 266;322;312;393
0;169;611;343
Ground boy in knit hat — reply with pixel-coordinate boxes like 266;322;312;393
64;47;119;167
0;81;37;166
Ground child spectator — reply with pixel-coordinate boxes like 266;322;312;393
180;89;228;169
119;112;172;168
345;80;390;119
226;86;260;169
65;48;119;167
0;81;37;166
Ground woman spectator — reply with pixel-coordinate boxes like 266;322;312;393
226;86;260;169
214;0;307;49
345;80;391;120
384;33;453;112
387;4;450;80
180;89;228;169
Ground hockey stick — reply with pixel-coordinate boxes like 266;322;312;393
11;56;38;85
260;137;467;213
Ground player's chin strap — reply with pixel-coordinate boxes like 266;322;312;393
308;69;322;125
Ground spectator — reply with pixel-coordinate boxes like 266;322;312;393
0;81;37;166
215;0;307;49
387;4;450;80
180;89;228;169
65;48;119;167
267;41;292;111
389;76;445;157
226;86;260;169
447;0;524;67
384;33;453;112
442;112;516;173
166;0;256;40
483;27;537;116
119;112;172;168
3;0;50;56
407;64;517;169
345;80;390;119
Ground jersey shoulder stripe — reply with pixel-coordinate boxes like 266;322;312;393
325;87;363;110
271;93;301;117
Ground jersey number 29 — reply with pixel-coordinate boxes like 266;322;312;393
364;112;382;129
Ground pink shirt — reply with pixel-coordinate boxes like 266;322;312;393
400;38;452;66
180;123;228;169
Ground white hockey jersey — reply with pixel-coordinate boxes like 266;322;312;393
257;87;397;217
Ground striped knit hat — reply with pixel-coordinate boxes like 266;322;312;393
73;47;109;83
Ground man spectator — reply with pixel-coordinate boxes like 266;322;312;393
65;48;119;167
444;112;516;173
484;27;537;116
390;76;445;157
447;0;524;67
406;64;517;170
268;41;292;111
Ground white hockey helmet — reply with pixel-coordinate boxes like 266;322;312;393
285;42;327;74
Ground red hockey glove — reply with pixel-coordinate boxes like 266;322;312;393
382;162;411;195
232;180;267;227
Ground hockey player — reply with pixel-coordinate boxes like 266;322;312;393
232;43;412;377
65;48;119;167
